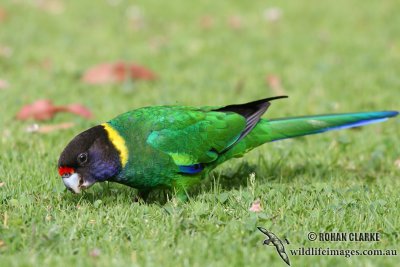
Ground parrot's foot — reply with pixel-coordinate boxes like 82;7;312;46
175;192;188;202
172;187;190;202
171;176;199;202
134;189;151;203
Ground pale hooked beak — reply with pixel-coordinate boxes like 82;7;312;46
62;173;96;194
63;173;83;193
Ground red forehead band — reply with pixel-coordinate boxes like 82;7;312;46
58;166;75;176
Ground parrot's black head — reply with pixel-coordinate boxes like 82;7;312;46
58;125;122;193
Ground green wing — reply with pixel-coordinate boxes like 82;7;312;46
146;107;247;167
146;97;288;170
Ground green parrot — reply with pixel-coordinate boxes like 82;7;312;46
58;96;398;200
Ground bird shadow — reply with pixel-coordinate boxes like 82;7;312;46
65;157;342;206
189;153;357;200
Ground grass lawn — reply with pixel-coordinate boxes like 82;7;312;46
0;0;399;266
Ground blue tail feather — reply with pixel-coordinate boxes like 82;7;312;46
268;110;398;142
316;118;388;133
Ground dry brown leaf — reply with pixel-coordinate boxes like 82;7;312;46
0;45;12;58
0;7;7;22
249;199;263;212
17;99;92;121
107;0;123;6
82;61;157;85
126;6;145;31
200;15;215;29
263;7;282;23
65;104;92;119
0;79;9;90
0;182;5;187
17;99;57;121
148;36;169;53
395;159;400;169
234;79;246;95
3;212;8;228
89;248;101;258
131;251;137;262
228;15;243;30
34;0;64;14
266;74;286;95
40;58;53;71
26;122;75;133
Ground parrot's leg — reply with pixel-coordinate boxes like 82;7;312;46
134;189;151;202
172;175;202;202
139;189;151;200
171;179;189;201
174;187;189;202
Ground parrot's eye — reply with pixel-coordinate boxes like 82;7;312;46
77;152;88;165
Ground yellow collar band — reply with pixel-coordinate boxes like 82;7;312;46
101;123;129;167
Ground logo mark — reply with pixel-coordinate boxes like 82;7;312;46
257;227;291;266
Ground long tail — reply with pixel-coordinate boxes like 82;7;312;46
267;111;398;141
220;111;398;160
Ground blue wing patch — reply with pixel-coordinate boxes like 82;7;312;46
178;163;204;174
